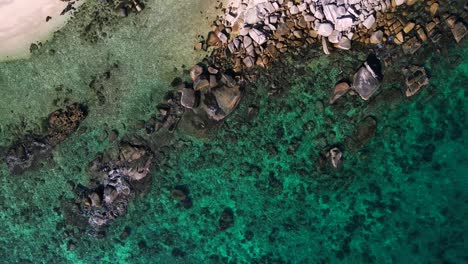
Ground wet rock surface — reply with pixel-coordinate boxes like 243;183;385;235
77;139;153;234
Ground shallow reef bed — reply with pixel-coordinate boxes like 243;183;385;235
0;0;219;146
0;35;466;263
0;0;467;263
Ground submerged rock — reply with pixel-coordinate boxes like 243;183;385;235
78;139;153;233
218;208;235;231
171;185;192;209
348;116;378;150
47;103;88;144
5;135;53;174
327;147;343;168
5;102;87;174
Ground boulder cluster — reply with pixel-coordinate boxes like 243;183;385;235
181;65;242;121
200;0;466;73
205;0;399;71
330;53;383;102
77;140;153;234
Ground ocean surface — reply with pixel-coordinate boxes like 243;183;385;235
0;1;466;263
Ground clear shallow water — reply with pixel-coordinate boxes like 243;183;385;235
0;0;219;146
0;1;467;263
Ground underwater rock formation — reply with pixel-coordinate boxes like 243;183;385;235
182;65;243;122
5;135;53;175
171;185;193;209
347;116;378;151
4;103;87;174
77;140;153;234
218;207;235;231
47;103;88;144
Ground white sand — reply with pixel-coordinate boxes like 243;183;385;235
0;0;84;61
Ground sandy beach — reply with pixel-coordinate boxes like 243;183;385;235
0;0;83;61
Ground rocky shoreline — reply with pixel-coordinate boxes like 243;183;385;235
204;0;466;71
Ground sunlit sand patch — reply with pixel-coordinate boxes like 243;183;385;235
0;0;84;61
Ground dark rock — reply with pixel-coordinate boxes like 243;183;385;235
118;6;128;17
60;2;76;16
246;105;259;122
170;77;183;87
218;208;235;231
119;226;132;240
203;91;223;119
171;185;193;209
171;248;186;258
402;37;422;55
348;116;377;150
5;103;87;174
5;135;53;175
171;185;189;201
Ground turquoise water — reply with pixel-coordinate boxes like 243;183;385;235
0;1;467;263
1;42;466;263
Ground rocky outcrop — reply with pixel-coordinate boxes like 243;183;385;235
5;135;53;175
4;103;87;174
47;103;88;144
181;64;243;122
77;140;153;234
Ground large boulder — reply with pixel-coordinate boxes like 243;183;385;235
203;84;242;121
352;54;383;101
180;87;197;109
